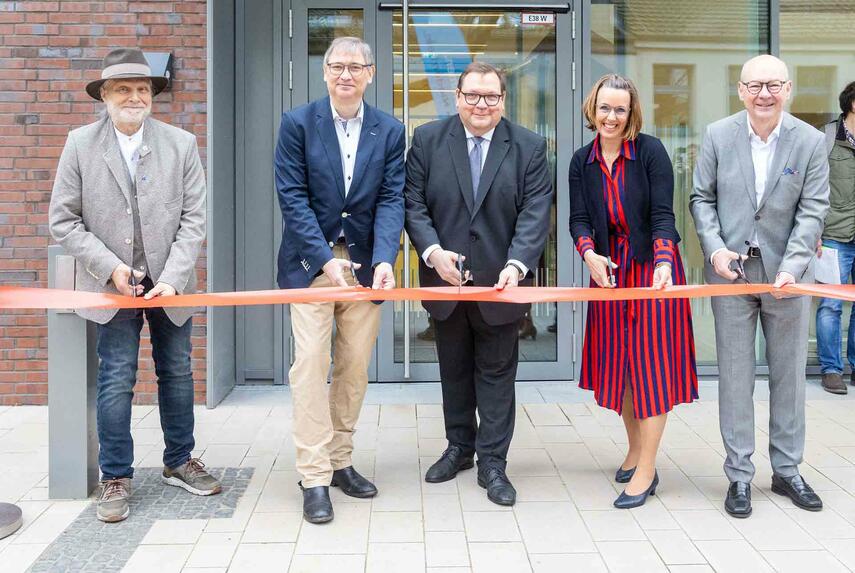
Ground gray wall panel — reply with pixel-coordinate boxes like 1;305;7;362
207;0;237;406
238;0;278;380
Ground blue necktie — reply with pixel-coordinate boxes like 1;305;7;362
469;136;483;200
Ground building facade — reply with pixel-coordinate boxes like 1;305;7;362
1;1;853;405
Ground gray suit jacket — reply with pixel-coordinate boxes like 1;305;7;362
49;116;206;325
690;110;829;284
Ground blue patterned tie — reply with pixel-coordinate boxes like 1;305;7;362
469;136;483;200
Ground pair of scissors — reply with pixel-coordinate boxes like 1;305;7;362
129;270;137;298
457;253;465;296
606;256;616;287
730;257;750;283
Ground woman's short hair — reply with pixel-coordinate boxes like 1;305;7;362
582;74;643;141
839;81;855;117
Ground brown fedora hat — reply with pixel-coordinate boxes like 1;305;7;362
85;48;169;101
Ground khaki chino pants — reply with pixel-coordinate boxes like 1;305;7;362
289;245;381;487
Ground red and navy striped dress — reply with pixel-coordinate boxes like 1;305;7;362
575;138;698;419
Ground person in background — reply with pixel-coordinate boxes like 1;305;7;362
816;81;855;395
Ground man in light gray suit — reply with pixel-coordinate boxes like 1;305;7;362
49;48;220;523
690;55;829;518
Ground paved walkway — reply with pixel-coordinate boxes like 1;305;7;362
3;381;855;572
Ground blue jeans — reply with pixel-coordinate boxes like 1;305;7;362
96;305;195;480
816;239;855;374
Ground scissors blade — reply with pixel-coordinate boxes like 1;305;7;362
606;256;615;287
457;253;464;296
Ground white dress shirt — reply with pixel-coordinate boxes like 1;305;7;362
114;124;144;180
331;100;363;197
709;115;783;263
421;124;528;278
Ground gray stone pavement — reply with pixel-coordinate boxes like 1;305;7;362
2;381;855;571
28;467;253;573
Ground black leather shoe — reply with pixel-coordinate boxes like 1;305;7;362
425;445;474;483
331;466;377;498
724;481;752;518
615;466;636;484
614;471;658;509
771;474;823;511
299;482;333;524
477;466;516;506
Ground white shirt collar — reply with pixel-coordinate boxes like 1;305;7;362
463;125;495;143
114;123;144;146
747;114;783;145
331;100;364;123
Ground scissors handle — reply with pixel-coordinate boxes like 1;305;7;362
129;269;137;298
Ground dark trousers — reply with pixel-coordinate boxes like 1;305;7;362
95;304;195;480
434;302;520;469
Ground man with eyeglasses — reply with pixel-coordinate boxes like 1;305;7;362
405;61;553;506
690;54;829;518
274;36;405;523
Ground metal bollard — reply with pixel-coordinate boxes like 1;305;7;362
47;245;99;499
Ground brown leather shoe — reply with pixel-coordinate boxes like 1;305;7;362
822;373;847;395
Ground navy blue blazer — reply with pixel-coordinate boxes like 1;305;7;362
568;133;680;262
275;97;406;289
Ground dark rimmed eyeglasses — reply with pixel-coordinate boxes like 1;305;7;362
740;80;787;95
326;62;373;77
459;92;504;107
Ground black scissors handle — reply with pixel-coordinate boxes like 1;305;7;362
129;269;137;298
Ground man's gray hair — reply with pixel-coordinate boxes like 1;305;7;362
323;36;374;66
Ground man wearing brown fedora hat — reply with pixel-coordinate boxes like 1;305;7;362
49;48;219;523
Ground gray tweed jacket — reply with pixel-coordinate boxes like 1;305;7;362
49;115;206;325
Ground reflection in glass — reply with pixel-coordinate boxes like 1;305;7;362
590;0;769;365
781;0;855;366
307;10;364;102
392;11;558;364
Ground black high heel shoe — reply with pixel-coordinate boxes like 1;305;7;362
614;471;658;509
615;466;636;484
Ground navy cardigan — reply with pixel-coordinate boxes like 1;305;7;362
568;132;680;263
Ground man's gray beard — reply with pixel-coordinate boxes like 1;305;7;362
104;101;151;128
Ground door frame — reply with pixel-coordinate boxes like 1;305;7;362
372;2;583;382
284;0;380;381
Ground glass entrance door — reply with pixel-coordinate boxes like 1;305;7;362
375;6;577;381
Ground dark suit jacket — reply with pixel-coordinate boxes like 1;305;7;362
405;115;553;325
275;96;406;289
568;133;680;262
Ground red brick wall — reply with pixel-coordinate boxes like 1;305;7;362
0;0;209;405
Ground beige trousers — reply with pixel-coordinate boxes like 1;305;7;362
288;245;381;487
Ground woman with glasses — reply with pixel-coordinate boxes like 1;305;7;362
569;74;698;508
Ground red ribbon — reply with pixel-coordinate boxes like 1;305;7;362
1;283;853;310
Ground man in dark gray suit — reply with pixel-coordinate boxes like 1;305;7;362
49;48;218;523
690;55;830;518
405;62;553;506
